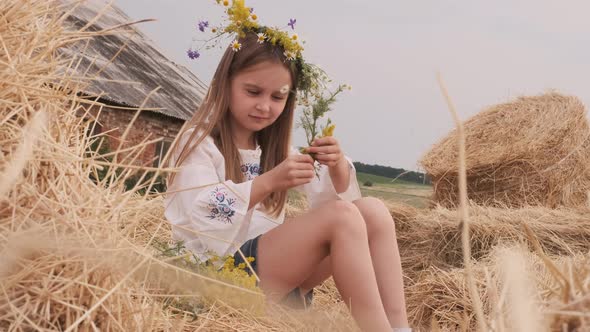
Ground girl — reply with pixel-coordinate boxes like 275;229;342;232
164;32;410;332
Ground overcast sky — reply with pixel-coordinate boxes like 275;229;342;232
114;0;590;171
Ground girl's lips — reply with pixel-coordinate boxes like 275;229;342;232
249;115;269;120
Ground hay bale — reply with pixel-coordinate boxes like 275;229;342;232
421;92;590;208
0;1;188;329
396;205;590;282
405;246;590;331
386;201;419;225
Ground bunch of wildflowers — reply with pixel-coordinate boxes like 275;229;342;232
153;240;258;292
298;82;351;177
151;239;263;316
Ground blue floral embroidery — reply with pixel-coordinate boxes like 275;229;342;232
207;186;236;224
240;162;260;180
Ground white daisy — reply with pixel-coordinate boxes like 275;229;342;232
257;33;266;44
283;50;295;61
279;84;290;94
231;40;242;52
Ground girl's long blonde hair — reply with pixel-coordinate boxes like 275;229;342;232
168;32;299;217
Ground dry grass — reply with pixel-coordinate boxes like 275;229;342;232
394;205;590;280
404;245;590;331
399;75;590;331
420;92;590;209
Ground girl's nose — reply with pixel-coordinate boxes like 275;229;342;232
255;102;270;112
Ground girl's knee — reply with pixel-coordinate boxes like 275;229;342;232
355;196;388;213
354;197;395;234
323;200;361;219
321;200;366;236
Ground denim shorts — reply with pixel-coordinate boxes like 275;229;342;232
234;234;314;309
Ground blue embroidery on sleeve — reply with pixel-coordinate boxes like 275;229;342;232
207;186;236;224
240;162;260;180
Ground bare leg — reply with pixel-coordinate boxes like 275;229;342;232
256;200;391;332
353;197;408;328
299;256;331;295
296;197;409;328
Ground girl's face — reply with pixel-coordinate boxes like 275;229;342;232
229;60;292;138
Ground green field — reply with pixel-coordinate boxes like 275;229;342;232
356;172;432;208
288;172;433;209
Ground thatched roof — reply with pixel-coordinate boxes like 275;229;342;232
60;1;207;121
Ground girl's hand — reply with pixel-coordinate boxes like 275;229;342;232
306;136;346;168
266;154;315;191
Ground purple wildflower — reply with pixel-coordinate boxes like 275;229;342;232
187;49;200;59
249;7;254;13
288;18;296;29
197;20;209;32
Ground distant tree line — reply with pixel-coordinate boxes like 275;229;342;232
353;162;431;185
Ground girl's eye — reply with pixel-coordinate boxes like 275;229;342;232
272;95;286;101
246;90;260;96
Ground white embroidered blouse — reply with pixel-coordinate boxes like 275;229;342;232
164;129;362;261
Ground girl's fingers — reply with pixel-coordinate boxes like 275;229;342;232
315;153;341;162
292;170;315;179
293;154;314;164
306;145;339;154
294;160;316;170
312;136;337;146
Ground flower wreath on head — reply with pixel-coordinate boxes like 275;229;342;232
188;0;352;176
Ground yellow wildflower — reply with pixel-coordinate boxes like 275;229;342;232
322;124;335;137
223;0;229;6
209;255;220;263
